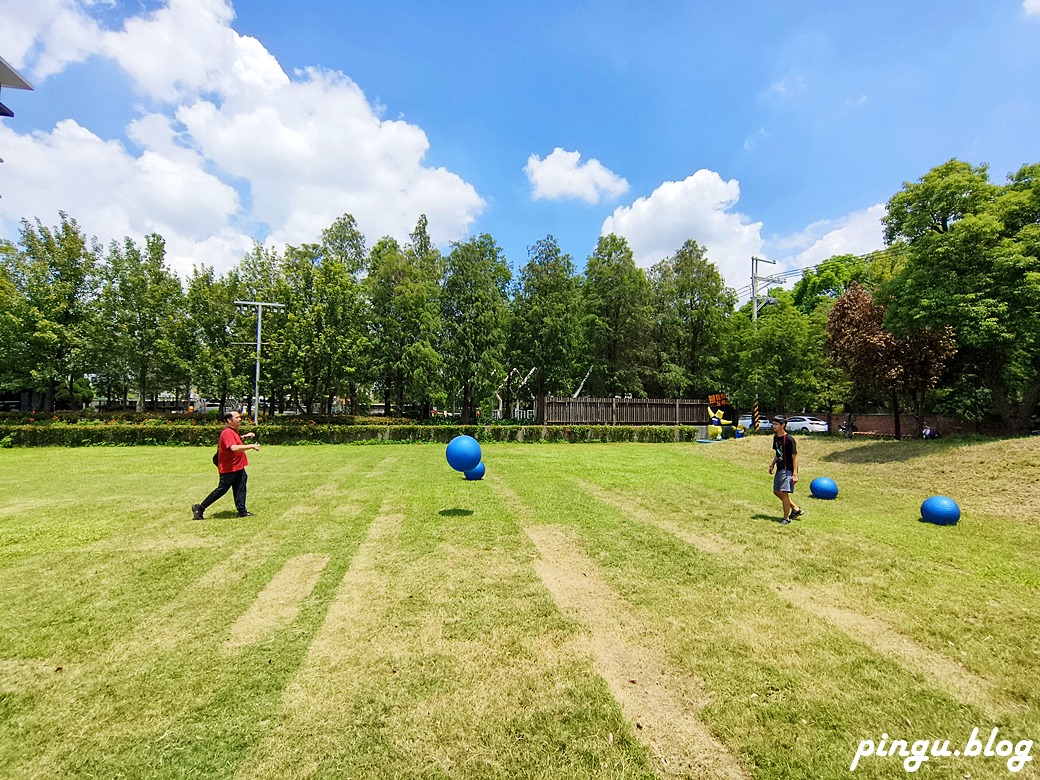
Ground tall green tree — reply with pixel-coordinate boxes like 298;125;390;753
509;235;583;422
740;295;819;415
237;243;290;413
367;217;444;417
185;265;247;410
883;160;997;244
0;242;22;393
3;213;102;410
100;234;185;411
401;215;445;418
883;159;1040;432
441;234;511;423
582;234;653;397
278;239;365;414
646;239;735;397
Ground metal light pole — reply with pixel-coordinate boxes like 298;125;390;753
750;256;780;428
234;300;285;425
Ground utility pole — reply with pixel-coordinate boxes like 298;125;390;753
234;300;285;425
750;256;780;428
751;255;778;323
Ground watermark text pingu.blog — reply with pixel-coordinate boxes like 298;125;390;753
850;727;1033;773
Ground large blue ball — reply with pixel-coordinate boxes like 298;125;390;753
810;476;839;500
446;435;482;473
464;461;486;480
921;495;960;525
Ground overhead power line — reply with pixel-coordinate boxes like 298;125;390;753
733;244;909;303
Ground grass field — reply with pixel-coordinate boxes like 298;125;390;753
0;436;1037;779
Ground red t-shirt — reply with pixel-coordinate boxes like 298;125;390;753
217;427;249;474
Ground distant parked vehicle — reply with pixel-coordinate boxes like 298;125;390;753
786;415;829;433
739;414;772;430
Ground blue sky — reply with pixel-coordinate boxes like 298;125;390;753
1;0;1038;294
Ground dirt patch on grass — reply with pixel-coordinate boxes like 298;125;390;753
773;583;1007;717
525;524;751;779
0;658;69;693
240;504;403;778
574;478;746;559
568;477;1013;719
194;538;280;591
224;553;330;652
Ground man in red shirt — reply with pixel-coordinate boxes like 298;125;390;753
192;410;260;520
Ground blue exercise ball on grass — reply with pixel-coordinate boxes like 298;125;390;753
921;495;960;525
810;476;839;500
446;435;482;473
464;461;486;480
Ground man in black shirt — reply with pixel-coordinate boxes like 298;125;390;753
768;415;803;525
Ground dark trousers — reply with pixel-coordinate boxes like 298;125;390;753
201;469;248;514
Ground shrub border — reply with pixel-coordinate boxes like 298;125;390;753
0;423;712;447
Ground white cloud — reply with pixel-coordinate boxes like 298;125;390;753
0;119;242;276
600;170;764;287
600;171;886;292
525;147;629;204
99;0;287;101
767;204;886;274
0;0;485;276
177;66;484;251
0;0;101;77
1025;0;1040;15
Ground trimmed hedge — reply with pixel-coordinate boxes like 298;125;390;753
0;423;711;447
0;411;413;426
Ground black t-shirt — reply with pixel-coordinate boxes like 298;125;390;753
772;433;797;471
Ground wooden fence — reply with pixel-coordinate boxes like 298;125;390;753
544;396;710;425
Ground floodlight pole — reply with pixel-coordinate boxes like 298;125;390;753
234;300;285;425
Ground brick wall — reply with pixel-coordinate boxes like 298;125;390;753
813;413;1003;437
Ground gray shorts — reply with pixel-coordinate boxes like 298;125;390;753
774;468;795;493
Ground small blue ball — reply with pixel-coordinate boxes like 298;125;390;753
464;461;485;480
921;495;960;525
810;476;839;500
446;435;482;473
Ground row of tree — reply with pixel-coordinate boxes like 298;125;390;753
1;158;1038;431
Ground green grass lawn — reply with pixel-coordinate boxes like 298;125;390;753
0;437;1037;779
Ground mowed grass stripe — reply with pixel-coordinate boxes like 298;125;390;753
225;553;331;652
562;441;1039;706
576;476;1008;716
1;442;1038;779
0;449;395;777
772;583;1006;717
240;503;404;779
525;523;753;779
3;521;310;775
491;473;751;777
492;446;1038;777
244;459;662;779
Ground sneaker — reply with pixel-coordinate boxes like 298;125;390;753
192;503;204;520
790;508;804;520
780;517;791;525
239;511;255;517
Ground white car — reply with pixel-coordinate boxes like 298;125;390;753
738;414;772;430
785;415;829;433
